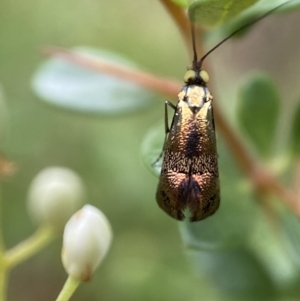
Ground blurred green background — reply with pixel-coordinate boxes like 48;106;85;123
1;0;300;300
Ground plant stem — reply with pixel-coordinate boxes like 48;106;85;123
55;277;80;301
160;0;205;60
5;226;56;270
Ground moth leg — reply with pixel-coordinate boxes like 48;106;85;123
164;101;176;133
152;101;176;166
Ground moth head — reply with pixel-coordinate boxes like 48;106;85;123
183;69;209;85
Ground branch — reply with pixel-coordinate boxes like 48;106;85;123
159;0;204;61
43;47;181;99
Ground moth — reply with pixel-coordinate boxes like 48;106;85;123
155;2;291;222
156;44;219;222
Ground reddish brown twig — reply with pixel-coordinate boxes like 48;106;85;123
43;47;181;100
159;0;204;61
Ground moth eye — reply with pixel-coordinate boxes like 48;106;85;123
200;70;209;83
184;70;196;83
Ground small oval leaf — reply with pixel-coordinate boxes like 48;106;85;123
237;72;280;158
204;0;300;45
191;0;300;41
32;48;157;115
140;121;165;177
189;0;259;27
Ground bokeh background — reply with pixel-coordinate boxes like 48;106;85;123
1;0;300;300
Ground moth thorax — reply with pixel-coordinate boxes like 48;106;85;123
185;85;207;108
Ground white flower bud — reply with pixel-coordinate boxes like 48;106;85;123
62;205;112;281
27;167;85;229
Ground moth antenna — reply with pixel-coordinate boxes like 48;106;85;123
191;23;198;69
198;0;292;66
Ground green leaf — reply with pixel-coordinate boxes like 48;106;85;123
290;102;300;155
179;138;259;250
237;73;280;158
140;121;165;177
32;47;157;115
241;0;300;13
204;0;300;41
248;210;299;291
141;105;178;177
188;248;277;300
189;0;259;27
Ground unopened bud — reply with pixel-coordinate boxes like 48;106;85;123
62;205;112;281
27;167;85;229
